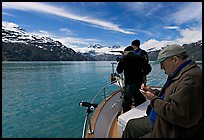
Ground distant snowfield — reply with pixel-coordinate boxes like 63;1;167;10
71;40;165;55
72;46;126;55
71;38;202;55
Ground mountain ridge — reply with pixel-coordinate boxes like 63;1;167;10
2;22;202;61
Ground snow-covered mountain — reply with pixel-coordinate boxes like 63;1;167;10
73;44;124;56
2;22;94;61
2;22;162;57
72;40;166;55
2;22;202;61
2;22;73;52
2;22;125;57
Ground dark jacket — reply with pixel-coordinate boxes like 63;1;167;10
134;48;149;63
116;52;151;85
150;61;202;138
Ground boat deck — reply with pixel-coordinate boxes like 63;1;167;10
85;89;123;138
108;105;137;138
84;88;155;138
108;117;120;138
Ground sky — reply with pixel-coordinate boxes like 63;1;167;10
2;2;202;52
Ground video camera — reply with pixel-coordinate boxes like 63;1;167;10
79;101;98;113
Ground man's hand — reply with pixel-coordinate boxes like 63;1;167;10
140;83;156;100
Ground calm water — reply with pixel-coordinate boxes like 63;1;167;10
2;61;202;138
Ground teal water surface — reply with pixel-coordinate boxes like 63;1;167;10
2;61;202;138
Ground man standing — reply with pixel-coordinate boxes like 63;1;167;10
131;39;151;84
131;39;149;62
122;44;202;138
116;46;151;113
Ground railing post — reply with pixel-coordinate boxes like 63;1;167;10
103;87;106;101
87;113;94;135
111;62;117;75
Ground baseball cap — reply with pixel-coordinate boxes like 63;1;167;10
131;39;140;47
153;44;186;64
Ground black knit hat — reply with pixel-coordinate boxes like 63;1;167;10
131;39;140;47
124;46;134;51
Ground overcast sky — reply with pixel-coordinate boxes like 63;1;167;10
2;2;202;51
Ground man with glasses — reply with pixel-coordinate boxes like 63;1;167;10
122;44;202;138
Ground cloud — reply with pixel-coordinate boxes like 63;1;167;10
123;2;162;16
56;37;101;47
2;12;14;17
175;28;202;44
60;28;72;33
2;21;100;48
2;2;135;34
60;28;76;36
141;39;172;51
29;30;54;38
164;26;179;30
30;23;201;51
28;28;99;47
169;2;202;25
3;21;201;55
142;27;202;51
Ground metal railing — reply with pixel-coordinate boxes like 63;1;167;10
80;77;123;138
80;62;124;138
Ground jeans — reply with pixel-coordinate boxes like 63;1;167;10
122;83;146;113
